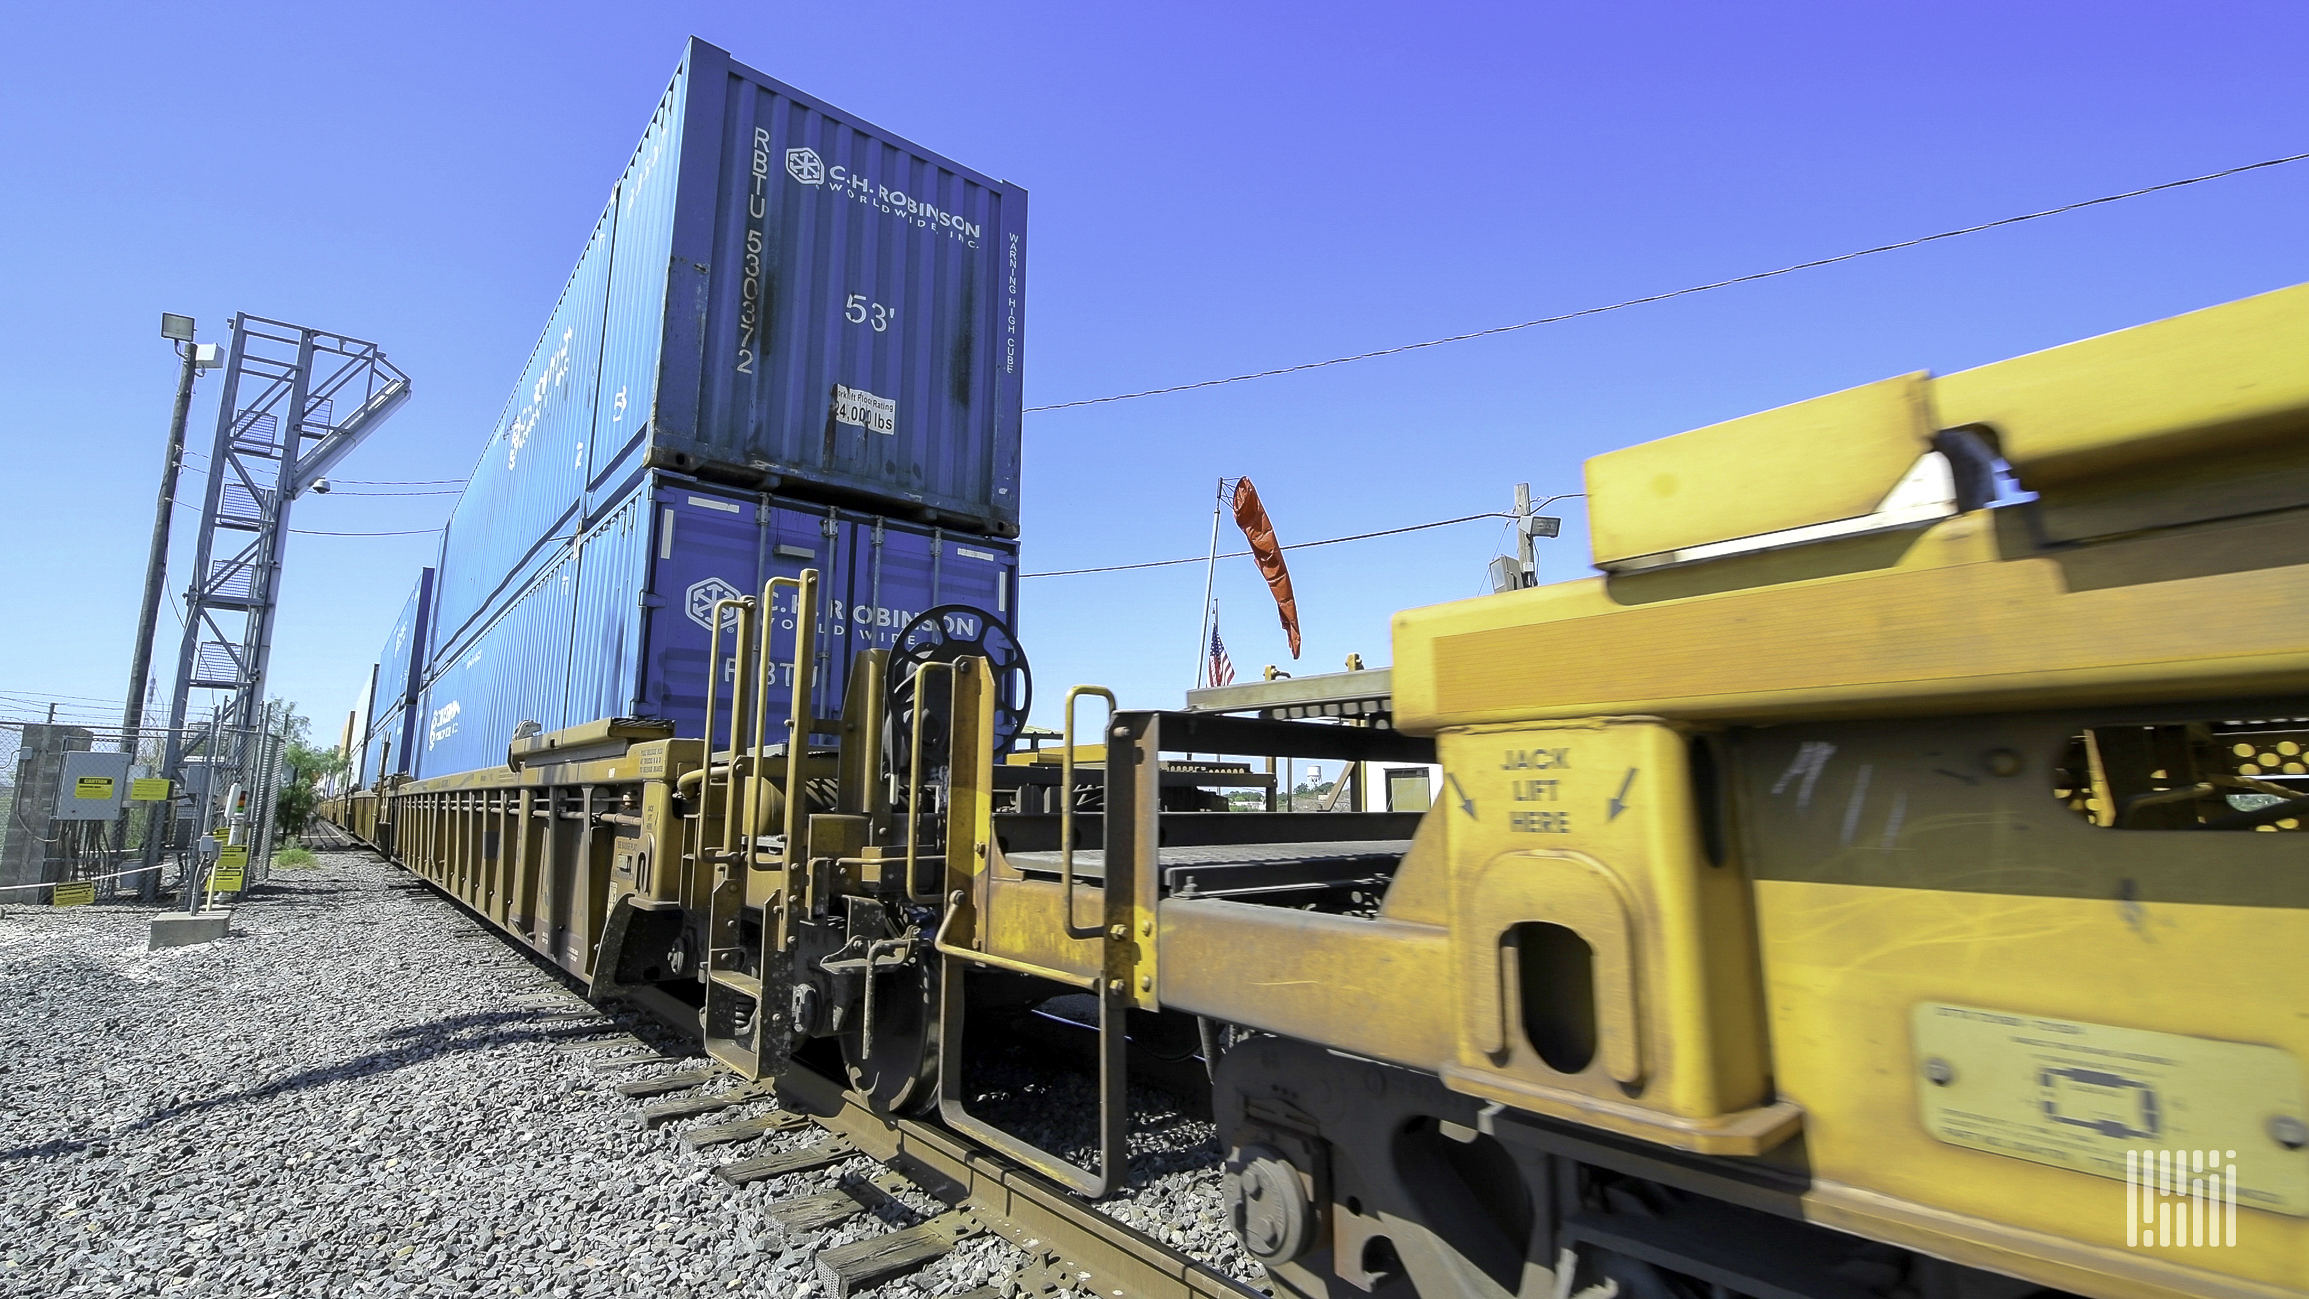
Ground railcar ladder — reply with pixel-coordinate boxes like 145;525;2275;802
700;570;820;1080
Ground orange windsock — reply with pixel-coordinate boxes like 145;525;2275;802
1230;477;1301;658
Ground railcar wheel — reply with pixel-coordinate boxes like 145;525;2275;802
843;956;941;1115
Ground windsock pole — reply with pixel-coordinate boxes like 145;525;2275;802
1194;477;1225;688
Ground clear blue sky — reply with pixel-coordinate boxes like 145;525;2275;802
3;0;2304;741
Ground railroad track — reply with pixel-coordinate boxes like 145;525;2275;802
298;821;362;851
414;868;1262;1299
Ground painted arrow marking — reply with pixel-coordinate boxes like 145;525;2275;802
1607;767;1639;821
1446;772;1477;820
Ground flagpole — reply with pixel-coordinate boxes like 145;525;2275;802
1194;477;1224;689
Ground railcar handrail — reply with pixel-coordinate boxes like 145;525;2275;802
700;594;753;868
905;660;957;904
769;570;819;875
1061;686;1116;940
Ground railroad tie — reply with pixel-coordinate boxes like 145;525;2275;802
815;1209;983;1298
547;1030;623;1046
613;1068;719;1098
638;1083;774;1127
588;1053;678;1074
679;1109;811;1149
715;1134;856;1185
555;1037;652;1056
764;1173;896;1232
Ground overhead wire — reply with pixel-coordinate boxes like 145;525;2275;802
137;154;2307;562
162;486;450;535
174;451;458;482
0;689;130;708
1024;510;1522;578
161;464;462;497
1021;148;2309;414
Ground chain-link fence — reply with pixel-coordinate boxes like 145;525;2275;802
0;700;292;905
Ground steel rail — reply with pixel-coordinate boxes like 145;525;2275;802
342;826;1259;1299
774;1062;1260;1299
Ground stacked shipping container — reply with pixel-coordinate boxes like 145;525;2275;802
414;478;1016;777
348;38;1028;784
359;570;434;786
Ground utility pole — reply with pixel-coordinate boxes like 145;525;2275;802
1492;483;1571;592
1513;483;1535;583
122;315;221;896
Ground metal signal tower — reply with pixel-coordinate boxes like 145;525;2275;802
146;315;411;875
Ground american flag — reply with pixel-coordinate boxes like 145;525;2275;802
1207;617;1236;688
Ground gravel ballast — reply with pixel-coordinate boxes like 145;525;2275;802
0;850;1262;1299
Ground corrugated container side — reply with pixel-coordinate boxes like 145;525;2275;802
588;59;691;493
415;553;579;779
362;701;403;789
564;481;655;726
364;599;407;750
433;209;615;653
347;665;377;788
367;570;435;734
393;570;436;776
362;569;434;784
668;43;1026;533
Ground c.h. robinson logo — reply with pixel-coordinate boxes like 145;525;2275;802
785;147;824;185
685;577;745;631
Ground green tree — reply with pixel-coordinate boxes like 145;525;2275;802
266;702;348;838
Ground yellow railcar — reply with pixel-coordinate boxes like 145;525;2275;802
326;282;2309;1299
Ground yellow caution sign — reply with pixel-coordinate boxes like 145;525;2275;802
211;827;229;840
219;844;250;868
130;778;171;801
52;881;96;907
210;865;246;893
73;776;116;801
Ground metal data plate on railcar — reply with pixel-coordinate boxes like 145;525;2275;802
1912;1002;2309;1215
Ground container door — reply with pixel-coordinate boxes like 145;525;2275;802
635;484;776;739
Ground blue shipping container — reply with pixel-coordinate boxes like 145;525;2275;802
430;37;1025;661
361;701;403;790
345;663;378;788
364;569;435;785
415;473;1019;779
